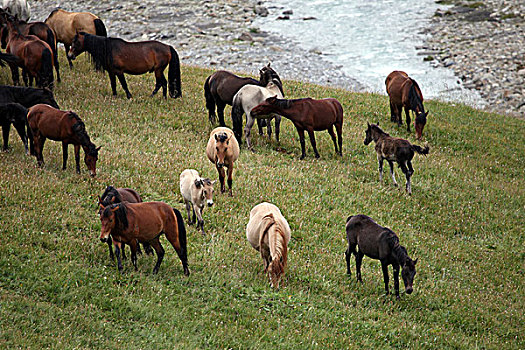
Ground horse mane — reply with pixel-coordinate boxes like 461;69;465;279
273;98;293;109
100;186;121;206
69;112;97;155
103;203;129;230
384;230;409;265
408;79;424;113
82;33;112;71
371;124;389;137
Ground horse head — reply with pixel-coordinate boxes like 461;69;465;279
68;31;86;60
84;144;101;177
195;178;215;207
214;132;231;168
364;122;373;145
251;95;278;117
414;111;428;140
260;63;284;96
401;257;418;294
99;203;120;242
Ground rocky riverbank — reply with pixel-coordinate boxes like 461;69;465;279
421;0;525;117
28;0;363;91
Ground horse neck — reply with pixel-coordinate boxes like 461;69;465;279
269;99;294;118
390;241;409;266
371;127;388;143
84;34;111;70
408;80;424;112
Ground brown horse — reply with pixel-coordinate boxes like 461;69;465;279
0;10;60;82
99;201;189;276
27;104;100;176
385;70;428;139
345;214;417;299
98;185;153;260
44;8;106;68
4;20;54;88
68;32;181;99
364;122;429;195
204;63;284;126
206;127;240;196
251;96;343;159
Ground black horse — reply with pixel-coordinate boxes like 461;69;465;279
203;63;284;127
345;214;418;299
0;102;28;153
0;85;59;108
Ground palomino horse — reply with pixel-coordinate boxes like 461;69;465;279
0;10;61;82
99;201;189;276
231;79;284;149
206;127;240;196
4;20;54;88
385;71;428;139
0;102;28;153
251;96;343;159
45;8;106;68
68;32;182;99
204;63;284;126
98;185;153;260
27;104;100;176
363;122;429;195
0;85;59;109
345;214;417;299
179;169;215;235
246;202;291;288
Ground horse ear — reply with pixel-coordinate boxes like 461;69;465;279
367;122;370;127
96;146;102;151
414;258;418;265
98;195;103;204
376;121;380;125
211;180;216;185
214;133;219;141
267;62;271;67
110;205;120;212
99;203;105;210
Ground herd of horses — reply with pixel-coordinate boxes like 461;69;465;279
0;5;433;298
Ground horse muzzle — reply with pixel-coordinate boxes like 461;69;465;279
67;52;76;60
216;162;224;169
405;286;413;294
100;237;108;243
207;200;214;207
90;170;96;177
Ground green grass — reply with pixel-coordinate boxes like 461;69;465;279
0;54;523;349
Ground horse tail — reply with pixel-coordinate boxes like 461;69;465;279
168;46;182;98
231;93;244;144
173;207;188;268
40;47;54;89
411;144;429;155
26;111;34;156
94;19;107;37
204;75;216;123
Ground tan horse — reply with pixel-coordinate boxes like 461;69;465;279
206;127;239;196
246;202;291;288
45;8;106;68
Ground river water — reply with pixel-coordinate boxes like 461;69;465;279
255;0;484;106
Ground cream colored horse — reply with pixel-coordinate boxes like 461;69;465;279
45;8;106;68
246;202;291;288
206;127;239;196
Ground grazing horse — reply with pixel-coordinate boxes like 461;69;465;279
0;85;59;109
385;71;428;139
204;63;284;126
363;122;429;195
0;102;28;153
251;96;343;159
44;8;106;69
68;32;182;99
98;185;153;260
231;79;283;149
345;214;418;299
27;104;100;176
179;169;215;235
0;11;61;82
4;21;54;89
99;201;190;276
206;127;240;196
246;202;291;288
1;0;30;21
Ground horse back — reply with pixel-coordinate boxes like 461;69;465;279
375;135;414;161
47;10;98;44
210;70;259;105
117;188;142;203
307;98;343;130
346;215;392;260
126;202;177;241
27;104;72;140
386;71;409;102
111;40;170;74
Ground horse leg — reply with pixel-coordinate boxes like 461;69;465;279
327;126;338;155
227;165;234;196
400;161;412;195
74;144;80;174
244;114;256;151
217;165;226;193
256;118;264;136
405;108;411;132
35;135;46;167
149;238;165;275
296;126;306;160
150;71;166;98
108;72;118;96
22;69;29;87
107;234;114;261
377;155;384;183
336;122;343;156
392;262;400;299
216;101;226;127
307;129;320;159
195;206;205;235
13;121;28;155
355;250;364;283
129;239;138;271
114;241;123;272
389;101;396;122
61;142;68;170
142;242;153;255
117;74;132;99
381;260;390;295
184;200;193;225
54;49;61;83
65;44;73;69
275;116;281;144
1;124;9;151
345;243;357;276
388;160;398;187
267;118;272;140
9;63;19;86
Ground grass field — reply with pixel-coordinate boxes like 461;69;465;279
0;54;523;349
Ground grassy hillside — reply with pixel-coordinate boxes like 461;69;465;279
0;54;523;349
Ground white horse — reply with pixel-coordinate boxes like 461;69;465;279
231;79;283;150
2;0;30;21
246;202;291;288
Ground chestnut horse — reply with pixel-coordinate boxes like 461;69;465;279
27;104;100;176
204;63;284;126
99;201;189;276
206;127;240;196
246;202;291;288
385;71;428;139
251;96;343;159
98;185;153;260
345;214;417;299
363;122;429;195
45;8;106;68
4;20;54;88
0;10;60;82
68;32;181;99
